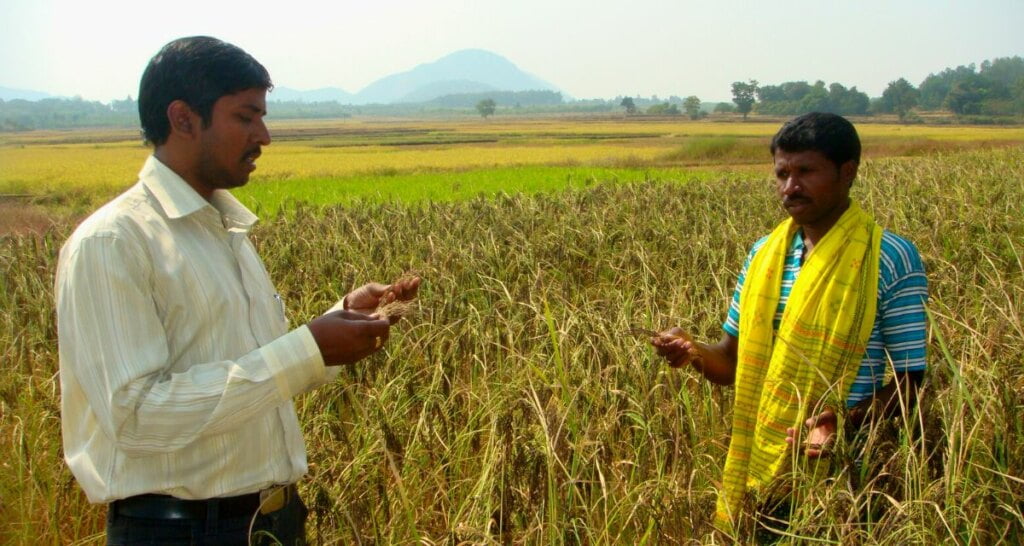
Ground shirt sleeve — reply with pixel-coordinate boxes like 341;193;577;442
56;234;327;457
722;244;758;337
879;240;929;372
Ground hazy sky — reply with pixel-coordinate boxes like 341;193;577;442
2;0;1021;103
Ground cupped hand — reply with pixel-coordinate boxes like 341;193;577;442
345;276;422;315
785;409;837;458
650;327;701;368
308;310;391;366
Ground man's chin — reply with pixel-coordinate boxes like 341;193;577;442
223;173;250;189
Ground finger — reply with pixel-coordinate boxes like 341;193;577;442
667;352;690;368
360;318;391;337
652;335;675;347
337;310;380;321
804;441;830;458
394;277;421;299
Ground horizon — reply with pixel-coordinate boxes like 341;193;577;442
1;0;1022;104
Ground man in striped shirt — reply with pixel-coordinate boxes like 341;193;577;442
652;113;927;534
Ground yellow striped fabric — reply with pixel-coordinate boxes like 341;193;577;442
714;201;882;531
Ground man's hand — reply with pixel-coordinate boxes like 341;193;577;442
308;310;391;366
651;327;702;368
786;409;837;458
343;276;422;316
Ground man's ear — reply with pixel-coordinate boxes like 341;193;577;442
840;160;859;188
166;100;198;139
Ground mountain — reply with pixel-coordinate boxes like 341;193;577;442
354;49;559;104
269;86;355;103
398;79;498;103
0;86;54;101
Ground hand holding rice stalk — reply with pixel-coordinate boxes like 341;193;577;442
631;326;703;368
331;273;422;323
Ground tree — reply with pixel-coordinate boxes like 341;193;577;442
944;78;987;115
683;96;702;120
713;102;735;113
837;86;870;115
880;78;919;121
620;96;637;115
1015;77;1024;114
797;81;830;113
731;80;758;120
646;102;680;115
475;98;496;118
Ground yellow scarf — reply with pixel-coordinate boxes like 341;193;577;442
715;201;882;530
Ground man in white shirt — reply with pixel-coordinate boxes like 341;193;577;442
55;36;419;545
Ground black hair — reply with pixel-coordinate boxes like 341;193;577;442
138;36;272;146
769;112;861;167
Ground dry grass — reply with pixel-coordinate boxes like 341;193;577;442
1;146;1022;544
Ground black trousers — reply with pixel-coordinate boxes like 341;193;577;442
105;491;308;546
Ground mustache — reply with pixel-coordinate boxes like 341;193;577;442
783;195;809;205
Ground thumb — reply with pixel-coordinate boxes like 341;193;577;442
365;283;390;296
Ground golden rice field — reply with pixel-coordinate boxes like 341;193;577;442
1;118;1022;208
1;117;1023;544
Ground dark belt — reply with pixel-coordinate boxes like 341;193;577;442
111;484;297;521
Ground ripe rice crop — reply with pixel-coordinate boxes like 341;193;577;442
2;146;1022;543
2;119;1021;218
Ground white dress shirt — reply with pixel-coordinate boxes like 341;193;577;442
56;155;331;503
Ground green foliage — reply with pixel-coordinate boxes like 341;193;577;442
475;98;496;119
268;101;353;120
620;96;637;115
755;80;870;116
944;77;988;115
427;90;562;108
879;78;920;121
713;102;736;113
683;96;702;120
645;102;680;116
919;56;1024;116
0;97;137;131
731;80;758;119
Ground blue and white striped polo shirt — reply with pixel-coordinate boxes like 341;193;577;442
722;229;928;407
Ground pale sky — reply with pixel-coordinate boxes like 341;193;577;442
1;0;1021;103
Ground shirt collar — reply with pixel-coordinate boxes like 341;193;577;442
139;155;258;231
791;228;805;250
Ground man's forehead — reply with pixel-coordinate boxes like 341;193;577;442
773;149;828;165
217;88;267;110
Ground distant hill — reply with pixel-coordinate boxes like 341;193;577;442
399;79;499;103
269;86;355;103
0;86;54;101
354;49;559;104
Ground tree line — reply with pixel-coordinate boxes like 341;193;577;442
3;56;1022;131
728;56;1024;122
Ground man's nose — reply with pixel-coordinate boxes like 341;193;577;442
779;176;801;195
254;119;271;146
